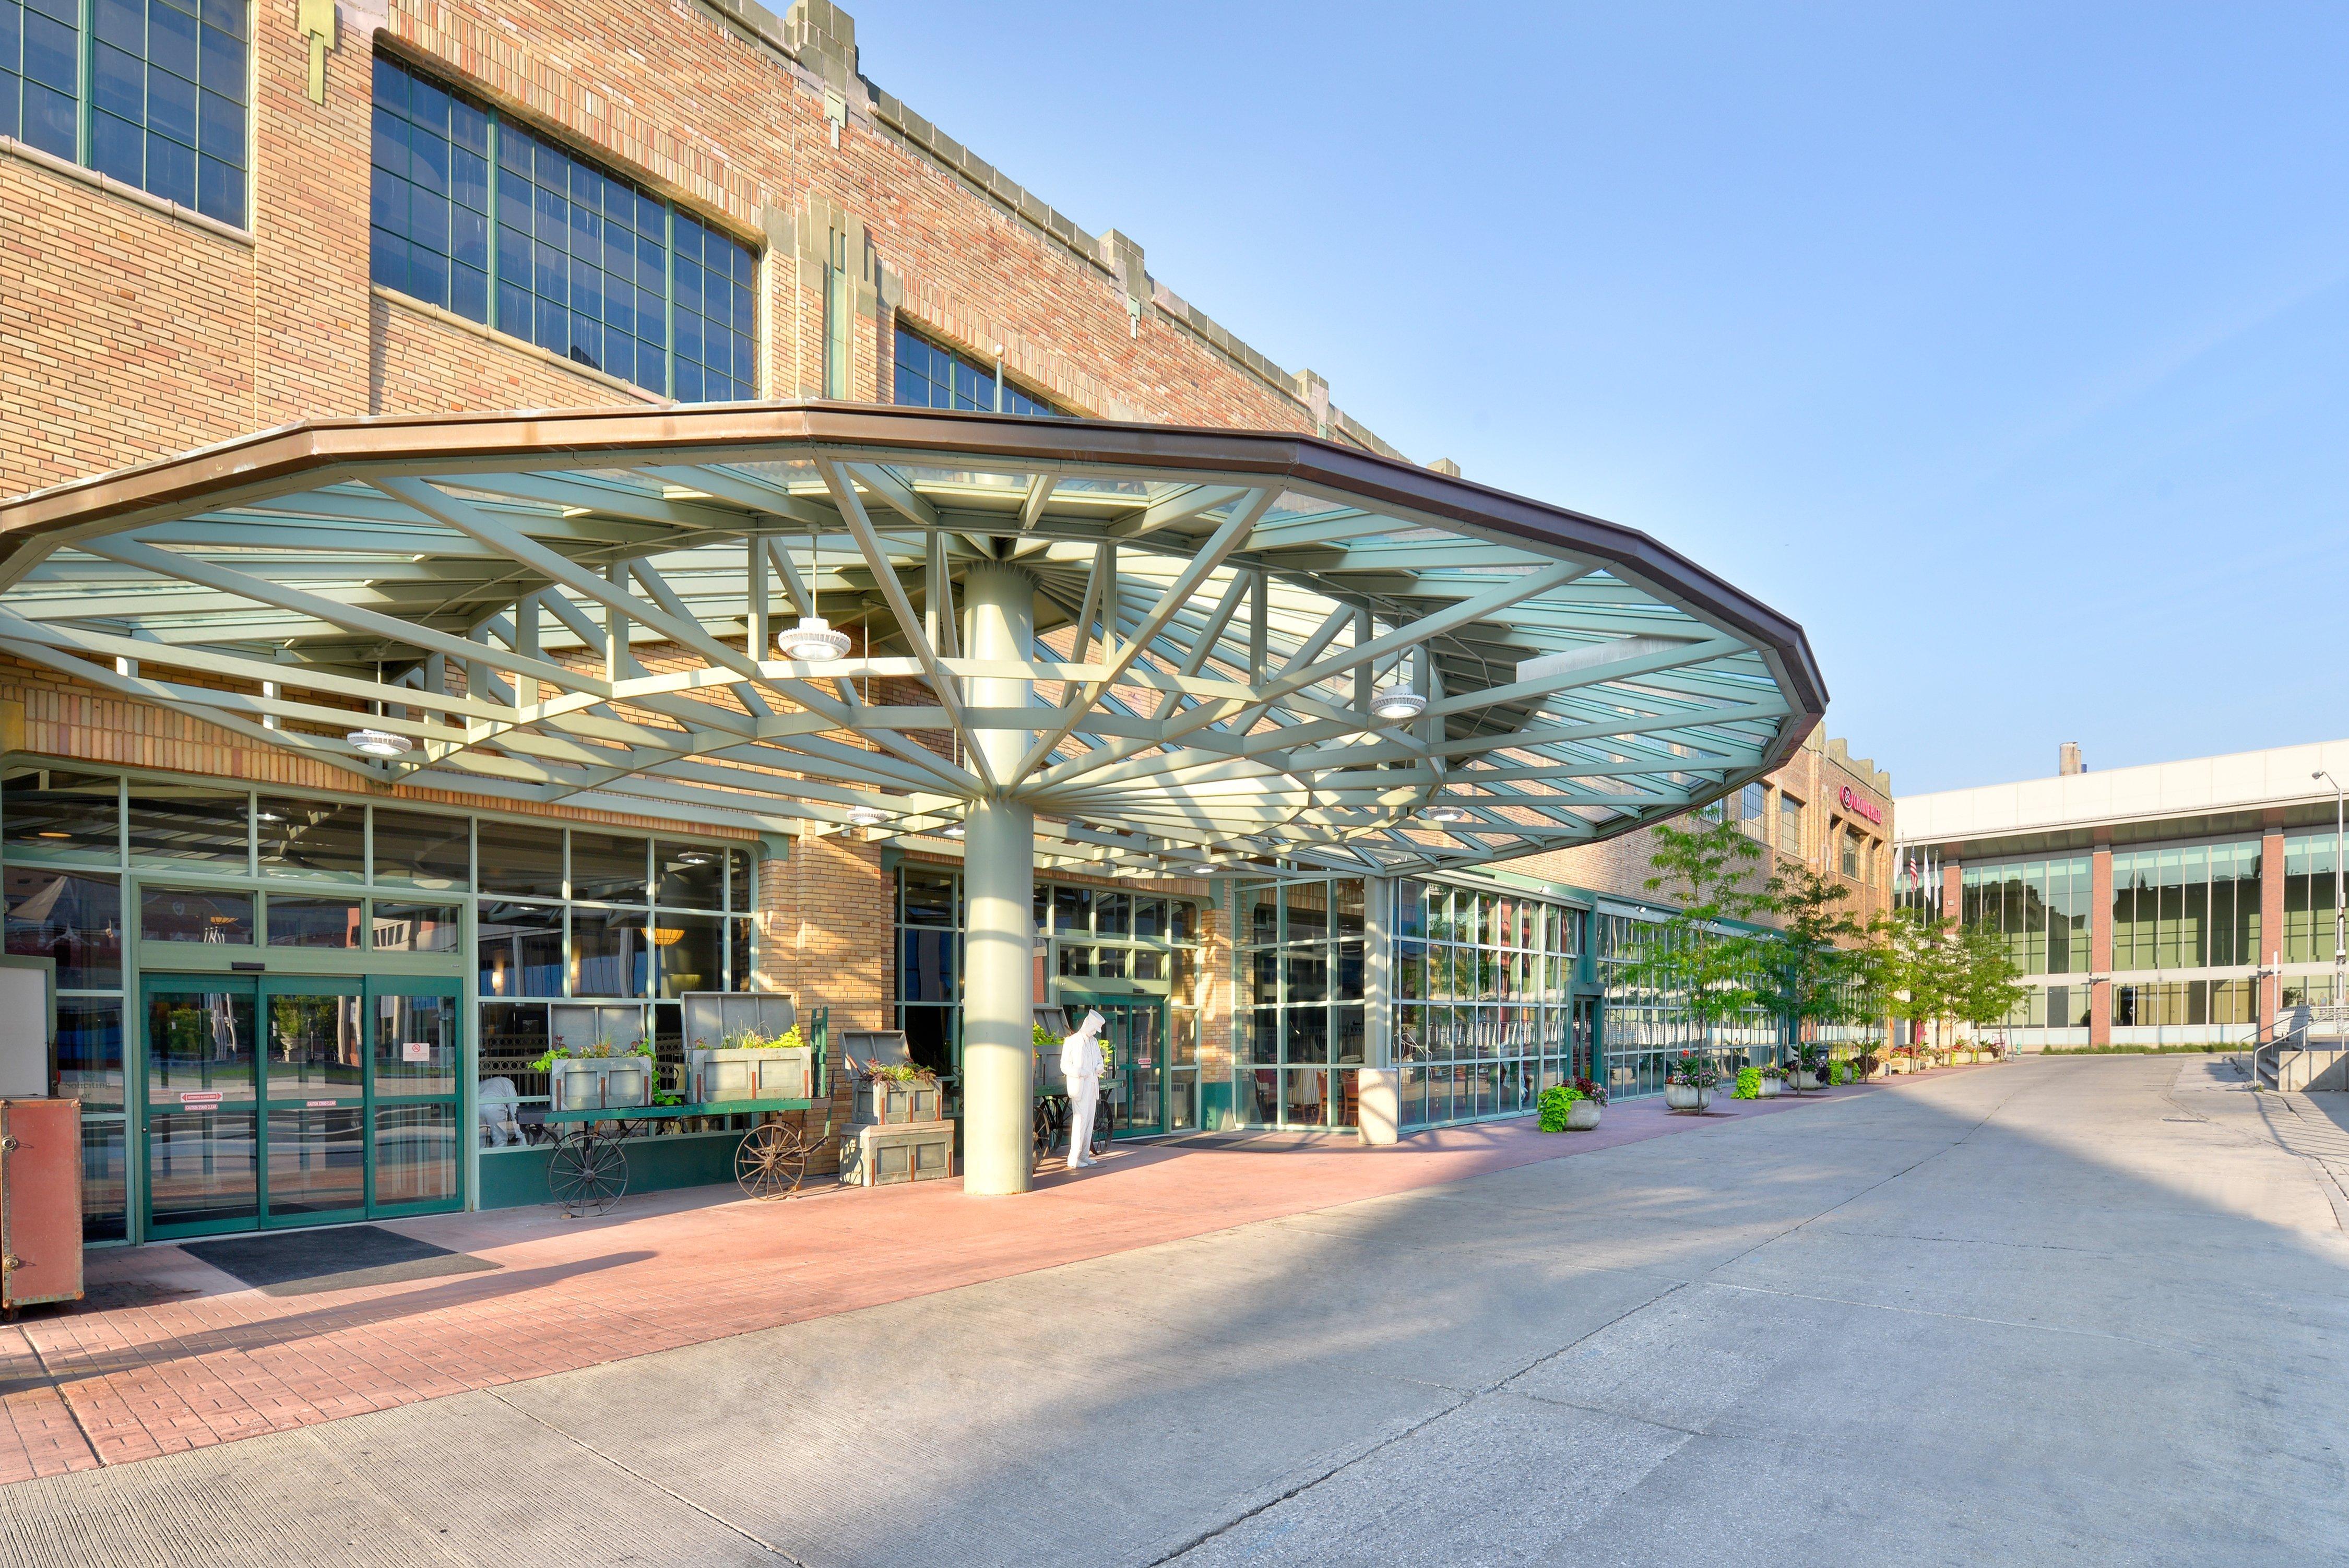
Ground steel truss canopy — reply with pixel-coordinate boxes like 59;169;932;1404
0;405;1826;878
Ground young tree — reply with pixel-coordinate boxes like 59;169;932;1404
1956;920;2027;1046
1623;816;1776;1056
1767;864;1868;1049
1878;906;1949;1050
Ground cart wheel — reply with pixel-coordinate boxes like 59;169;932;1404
735;1120;807;1201
1089;1090;1113;1158
1032;1100;1056;1162
549;1130;627;1216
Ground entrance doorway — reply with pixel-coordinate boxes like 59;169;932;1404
1063;995;1169;1138
141;974;462;1239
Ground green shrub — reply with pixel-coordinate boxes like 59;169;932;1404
1832;1061;1854;1086
1732;1066;1762;1099
1537;1083;1584;1132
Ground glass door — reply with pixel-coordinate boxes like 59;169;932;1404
260;978;367;1226
1067;995;1167;1138
370;980;461;1216
144;977;260;1237
144;974;463;1238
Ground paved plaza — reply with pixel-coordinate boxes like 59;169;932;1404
5;1058;2346;1565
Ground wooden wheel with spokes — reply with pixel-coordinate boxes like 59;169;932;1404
735;1120;808;1200
549;1129;627;1215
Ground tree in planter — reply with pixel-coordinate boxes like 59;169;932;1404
1622;816;1776;1069
1766;863;1868;1082
1956;920;2027;1055
1876;906;1959;1056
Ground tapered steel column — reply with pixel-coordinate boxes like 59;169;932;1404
962;563;1036;1195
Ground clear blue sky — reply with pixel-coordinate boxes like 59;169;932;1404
856;2;2349;796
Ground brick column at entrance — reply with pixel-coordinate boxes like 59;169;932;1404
2090;844;2115;1047
754;831;891;1174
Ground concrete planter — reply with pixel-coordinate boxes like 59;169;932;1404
548;1055;654;1112
689;1047;813;1104
1888;1058;1912;1074
1663;1082;1712;1113
1950;1049;1975;1065
1790;1068;1823;1091
1565;1099;1603;1131
1757;1076;1782;1099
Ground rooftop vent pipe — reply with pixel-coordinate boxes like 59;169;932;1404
2059;742;2084;777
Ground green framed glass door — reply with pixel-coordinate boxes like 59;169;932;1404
143;973;462;1238
259;977;368;1226
1065;994;1168;1138
368;978;462;1217
143;977;262;1238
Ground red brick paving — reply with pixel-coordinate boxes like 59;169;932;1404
0;1079;1918;1483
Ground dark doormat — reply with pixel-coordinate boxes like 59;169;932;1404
183;1226;500;1297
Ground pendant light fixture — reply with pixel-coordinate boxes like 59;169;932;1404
780;523;850;662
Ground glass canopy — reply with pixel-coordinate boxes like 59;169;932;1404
0;404;1826;877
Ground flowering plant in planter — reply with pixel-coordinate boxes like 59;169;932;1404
1538;1078;1607;1131
1570;1075;1608;1106
1667;1051;1721;1089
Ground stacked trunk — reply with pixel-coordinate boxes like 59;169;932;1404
836;1029;954;1186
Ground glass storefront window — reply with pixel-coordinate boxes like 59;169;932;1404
901;868;955;926
571;832;647;903
372;902;460;953
257;796;363;878
56;999;124;1106
375;809;470;888
728;847;753;913
1052;884;1091;934
729;917;753;990
375;1104;458;1205
141;885;253;944
127;783;246;863
267;895;360;947
7;868;122;988
656;841;724;909
478;901;561;996
3;767;118;860
572;907;647;996
477;820;564;898
653;913;722;997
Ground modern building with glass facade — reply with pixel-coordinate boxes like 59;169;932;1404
3;0;1830;1241
1895;740;2349;1048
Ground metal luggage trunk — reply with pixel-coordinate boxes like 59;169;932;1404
1;1098;82;1313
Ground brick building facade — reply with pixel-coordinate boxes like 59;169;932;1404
3;0;1833;1237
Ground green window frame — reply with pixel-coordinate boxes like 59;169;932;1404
370;52;757;402
3;0;247;225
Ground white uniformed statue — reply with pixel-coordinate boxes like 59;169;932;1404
1061;1009;1107;1168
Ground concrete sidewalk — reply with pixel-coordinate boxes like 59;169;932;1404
11;1056;2337;1567
0;1076;1854;1484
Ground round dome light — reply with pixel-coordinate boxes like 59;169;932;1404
348;729;413;757
846;804;887;826
943;824;966;839
1423;803;1472;824
1368;687;1427;723
780;615;852;662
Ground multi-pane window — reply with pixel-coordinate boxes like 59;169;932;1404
4;0;247;224
4;0;80;160
370;54;757;402
371;62;489;322
1389;880;1580;1129
2283;833;2343;964
894;326;1064;416
1777;793;1803;856
2109;841;2261;972
90;0;246;223
1841;830;1860;878
1962;856;2093;976
892;866;1202;1125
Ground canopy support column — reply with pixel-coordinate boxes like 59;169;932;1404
962;562;1036;1195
